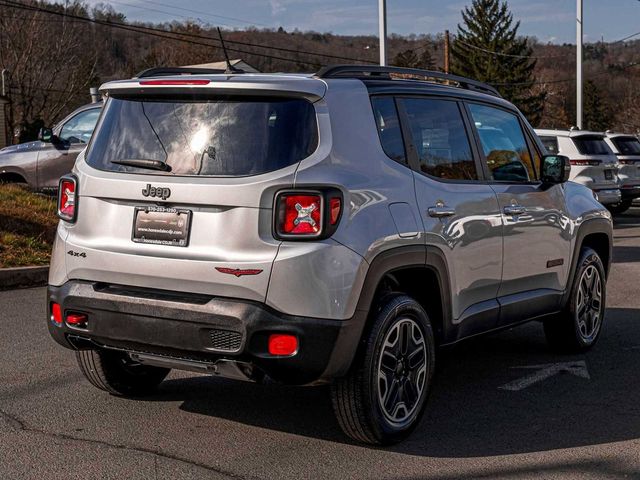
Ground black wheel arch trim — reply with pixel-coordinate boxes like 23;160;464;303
562;217;612;307
327;244;452;377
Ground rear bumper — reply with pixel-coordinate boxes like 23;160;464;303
47;281;364;385
592;188;622;205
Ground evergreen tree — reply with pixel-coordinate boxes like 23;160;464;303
583;80;612;131
393;45;436;70
451;0;546;125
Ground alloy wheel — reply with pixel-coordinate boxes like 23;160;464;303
576;264;603;341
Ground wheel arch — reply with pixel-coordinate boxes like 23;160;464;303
562;217;613;306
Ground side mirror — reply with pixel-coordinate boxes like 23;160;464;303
541;155;571;184
38;127;54;143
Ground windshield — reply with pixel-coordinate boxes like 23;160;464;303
86;96;318;176
572;135;612;155
612;137;640;155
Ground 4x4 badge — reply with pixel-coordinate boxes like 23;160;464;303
142;184;171;200
215;267;263;277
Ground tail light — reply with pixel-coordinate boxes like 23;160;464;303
51;303;62;324
569;159;601;166
618;159;638;165
57;175;77;222
274;189;343;240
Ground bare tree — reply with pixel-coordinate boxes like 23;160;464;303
0;1;98;141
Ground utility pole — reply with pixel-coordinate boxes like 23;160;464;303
378;0;387;66
444;30;450;73
576;0;583;129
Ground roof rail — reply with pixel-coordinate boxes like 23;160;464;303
315;65;501;97
134;67;227;79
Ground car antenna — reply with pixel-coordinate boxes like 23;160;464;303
217;27;244;74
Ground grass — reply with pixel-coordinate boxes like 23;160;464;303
0;184;58;268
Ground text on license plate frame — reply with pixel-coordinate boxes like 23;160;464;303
132;206;192;247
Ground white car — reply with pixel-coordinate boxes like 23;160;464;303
604;132;640;213
536;129;621;207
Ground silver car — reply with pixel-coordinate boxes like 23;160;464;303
536;128;622;206
46;66;613;445
0;103;101;190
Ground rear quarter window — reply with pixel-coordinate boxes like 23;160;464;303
539;136;559;154
86;95;318;176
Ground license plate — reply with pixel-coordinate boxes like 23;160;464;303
132;206;192;247
604;169;614;180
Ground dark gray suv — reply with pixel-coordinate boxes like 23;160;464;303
46;65;612;445
0;102;101;190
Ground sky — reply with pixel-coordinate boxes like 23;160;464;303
83;0;640;44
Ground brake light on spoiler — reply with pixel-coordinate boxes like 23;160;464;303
139;79;211;86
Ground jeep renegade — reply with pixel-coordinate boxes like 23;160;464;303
47;65;613;445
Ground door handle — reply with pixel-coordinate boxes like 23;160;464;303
503;205;526;216
428;205;456;218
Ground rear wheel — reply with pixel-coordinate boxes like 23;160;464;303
544;247;606;353
76;349;170;396
607;200;632;215
331;295;435;445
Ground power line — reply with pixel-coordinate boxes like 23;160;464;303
0;0;375;66
0;0;323;68
133;0;270;27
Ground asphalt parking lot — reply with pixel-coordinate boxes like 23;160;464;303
2;210;640;480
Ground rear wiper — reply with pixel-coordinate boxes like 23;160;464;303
110;158;172;172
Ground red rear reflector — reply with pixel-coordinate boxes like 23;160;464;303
268;334;298;356
57;176;77;222
51;303;62;324
66;313;88;327
139;79;210;86
279;194;322;235
329;197;342;225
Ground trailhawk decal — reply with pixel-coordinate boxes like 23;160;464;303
215;267;264;277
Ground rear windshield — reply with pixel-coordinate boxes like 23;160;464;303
572;135;612;155
539;136;559;154
612;136;640;155
86;96;318;176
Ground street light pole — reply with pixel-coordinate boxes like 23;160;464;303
379;0;387;66
576;0;583;129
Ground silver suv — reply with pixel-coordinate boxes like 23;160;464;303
535;128;622;206
47;66;613;445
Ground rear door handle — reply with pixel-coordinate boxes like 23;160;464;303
503;205;526;216
428;205;456;218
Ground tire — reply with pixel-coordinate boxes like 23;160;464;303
544;247;606;353
76;349;170;396
607;200;632;215
331;295;435;445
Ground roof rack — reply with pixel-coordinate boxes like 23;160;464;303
134;67;227;79
315;65;501;97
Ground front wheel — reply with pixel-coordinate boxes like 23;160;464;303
76;349;170;396
544;247;606;353
331;295;435;445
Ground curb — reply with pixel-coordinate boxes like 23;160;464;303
0;266;49;290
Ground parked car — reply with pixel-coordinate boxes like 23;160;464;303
604;132;640;213
0;102;101;190
535;129;622;207
47;66;612;445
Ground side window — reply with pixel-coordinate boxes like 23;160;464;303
468;104;536;182
59;108;101;144
401;98;478;180
540;136;559;154
371;97;406;164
